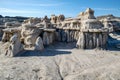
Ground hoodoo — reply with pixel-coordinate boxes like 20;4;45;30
0;8;115;57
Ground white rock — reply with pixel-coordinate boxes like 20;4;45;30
35;37;44;50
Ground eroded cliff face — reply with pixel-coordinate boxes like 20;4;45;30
0;8;120;57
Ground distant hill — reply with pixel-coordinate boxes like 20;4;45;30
0;15;28;25
97;14;120;20
0;15;3;18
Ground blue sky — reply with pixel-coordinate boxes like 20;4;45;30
0;0;120;18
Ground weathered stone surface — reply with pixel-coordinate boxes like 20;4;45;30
49;32;54;44
77;8;108;49
43;32;50;45
0;44;120;80
7;34;23;57
43;31;55;45
0;7;118;56
1;33;23;57
2;28;21;42
35;37;44;50
76;32;85;49
0;42;10;55
66;30;70;42
2;32;8;42
5;22;21;28
21;24;42;47
0;6;120;80
50;14;65;24
93;33;97;48
61;30;67;42
23;17;41;25
58;30;62;41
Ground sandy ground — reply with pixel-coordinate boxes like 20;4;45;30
0;42;120;80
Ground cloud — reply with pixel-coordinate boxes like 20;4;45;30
0;8;65;17
0;8;44;14
17;3;65;7
78;7;120;11
94;8;120;11
3;1;65;7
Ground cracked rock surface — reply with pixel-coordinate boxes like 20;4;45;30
0;42;120;80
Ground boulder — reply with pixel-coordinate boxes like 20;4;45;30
4;33;23;57
35;37;44;50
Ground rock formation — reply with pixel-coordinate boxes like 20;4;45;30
21;23;42;48
5;33;23;57
76;8;108;49
0;8;120;80
35;37;44;50
0;8;119;57
42;29;55;45
97;15;120;31
0;28;23;57
5;21;21;28
50;14;65;24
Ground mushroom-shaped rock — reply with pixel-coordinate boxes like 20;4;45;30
77;8;108;49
